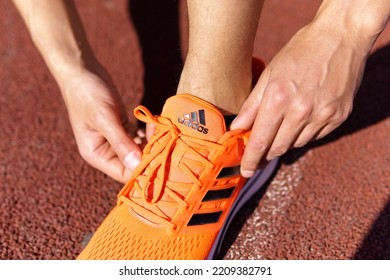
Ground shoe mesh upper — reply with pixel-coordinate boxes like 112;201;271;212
78;205;216;260
77;94;250;260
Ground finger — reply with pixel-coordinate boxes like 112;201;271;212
85;141;133;184
104;157;133;184
313;124;339;141
240;78;299;177
240;109;283;178
292;122;326;148
134;128;148;149
96;111;142;172
265;117;307;161
122;116;138;137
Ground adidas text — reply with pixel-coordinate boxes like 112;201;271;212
178;117;209;134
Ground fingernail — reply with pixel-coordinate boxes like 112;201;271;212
137;129;146;138
242;170;255;178
124;151;141;170
133;137;142;145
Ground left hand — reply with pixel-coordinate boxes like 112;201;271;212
231;20;370;178
61;67;142;183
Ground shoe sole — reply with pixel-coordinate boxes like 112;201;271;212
207;158;279;259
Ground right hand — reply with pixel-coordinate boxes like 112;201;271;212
61;67;142;184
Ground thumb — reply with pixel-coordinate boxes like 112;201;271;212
230;93;259;131
98;112;142;171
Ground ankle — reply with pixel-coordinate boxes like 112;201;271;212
176;56;253;115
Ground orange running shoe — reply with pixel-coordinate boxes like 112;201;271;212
77;93;278;260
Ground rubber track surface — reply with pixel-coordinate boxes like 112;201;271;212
1;0;389;260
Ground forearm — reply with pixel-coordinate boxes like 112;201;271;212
312;0;390;52
11;0;98;90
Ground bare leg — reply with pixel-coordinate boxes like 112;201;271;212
177;0;264;115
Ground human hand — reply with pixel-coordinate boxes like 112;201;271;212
11;0;144;183
61;67;142;183
231;21;371;178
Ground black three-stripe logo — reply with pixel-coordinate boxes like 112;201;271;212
188;110;206;125
187;187;235;226
186;167;241;226
177;109;209;134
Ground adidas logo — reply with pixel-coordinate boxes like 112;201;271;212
177;109;209;134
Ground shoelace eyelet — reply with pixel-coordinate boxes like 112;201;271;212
168;225;178;235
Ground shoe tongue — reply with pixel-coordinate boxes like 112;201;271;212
161;94;226;141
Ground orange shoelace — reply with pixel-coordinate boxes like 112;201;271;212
118;106;226;231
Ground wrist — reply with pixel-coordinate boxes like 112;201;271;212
313;0;389;51
58;64;114;113
39;44;105;95
45;48;84;81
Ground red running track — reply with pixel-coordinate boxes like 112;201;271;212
1;0;390;259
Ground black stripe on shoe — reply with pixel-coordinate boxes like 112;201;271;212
198;109;206;125
217;166;241;178
202;187;235;202
187;211;223;226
